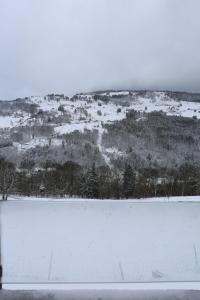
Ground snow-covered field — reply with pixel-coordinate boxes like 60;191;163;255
1;196;200;291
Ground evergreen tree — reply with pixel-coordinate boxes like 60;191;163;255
0;158;16;200
85;164;99;198
79;173;87;197
123;164;135;198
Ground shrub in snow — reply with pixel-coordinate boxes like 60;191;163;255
58;105;65;113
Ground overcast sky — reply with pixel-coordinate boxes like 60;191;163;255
0;0;200;99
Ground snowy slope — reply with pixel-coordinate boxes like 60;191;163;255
1;90;200;166
1;91;200;133
30;91;200;135
2;197;200;286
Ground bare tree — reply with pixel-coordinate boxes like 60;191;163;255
0;158;15;200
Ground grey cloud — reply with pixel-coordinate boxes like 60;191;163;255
0;0;200;99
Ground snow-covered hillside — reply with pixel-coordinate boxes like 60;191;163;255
1;90;200;169
1;91;200;133
2;197;200;287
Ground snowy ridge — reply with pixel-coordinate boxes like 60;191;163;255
1;91;200;132
1;90;200;167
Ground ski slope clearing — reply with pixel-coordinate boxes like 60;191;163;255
1;197;200;290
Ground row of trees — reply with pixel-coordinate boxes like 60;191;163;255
1;157;200;200
0;158;15;200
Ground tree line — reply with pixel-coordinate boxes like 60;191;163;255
1;157;200;200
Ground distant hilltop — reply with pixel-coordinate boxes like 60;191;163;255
0;89;200;170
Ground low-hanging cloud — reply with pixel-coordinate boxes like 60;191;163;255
0;0;200;99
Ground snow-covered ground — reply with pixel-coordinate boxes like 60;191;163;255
22;92;200;122
0;116;26;129
49;92;200;135
1;92;200;133
1;196;200;291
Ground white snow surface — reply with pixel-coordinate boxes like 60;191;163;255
0;116;27;128
1;196;200;290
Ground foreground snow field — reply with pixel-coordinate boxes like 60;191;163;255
1;196;200;292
